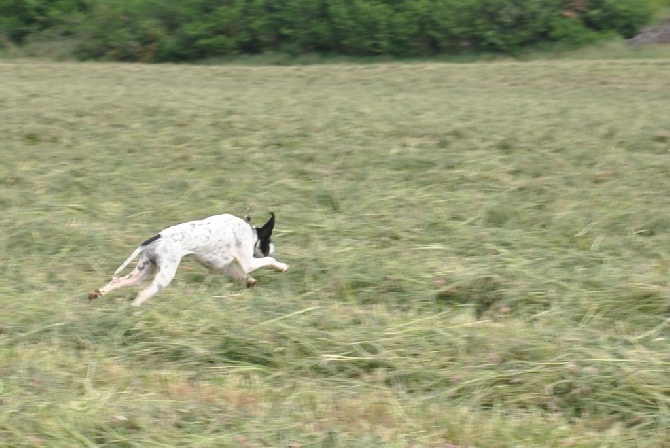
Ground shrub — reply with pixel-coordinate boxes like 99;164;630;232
2;0;661;61
582;0;656;38
0;0;88;42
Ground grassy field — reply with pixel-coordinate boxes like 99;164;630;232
1;59;669;447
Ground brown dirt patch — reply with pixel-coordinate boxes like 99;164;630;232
628;19;670;44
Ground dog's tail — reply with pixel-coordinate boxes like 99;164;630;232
112;234;161;278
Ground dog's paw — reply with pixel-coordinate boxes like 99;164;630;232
88;289;102;300
246;277;257;288
276;263;289;272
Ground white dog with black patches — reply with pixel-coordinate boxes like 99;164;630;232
88;213;288;306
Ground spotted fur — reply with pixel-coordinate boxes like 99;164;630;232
88;213;288;306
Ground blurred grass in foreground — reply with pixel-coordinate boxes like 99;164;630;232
0;60;669;446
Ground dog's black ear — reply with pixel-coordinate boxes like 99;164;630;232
256;212;275;239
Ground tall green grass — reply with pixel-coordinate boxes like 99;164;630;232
0;60;669;446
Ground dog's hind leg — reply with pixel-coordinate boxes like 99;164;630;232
88;257;155;300
131;260;179;306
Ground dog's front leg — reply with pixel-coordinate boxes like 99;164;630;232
236;254;289;275
220;264;257;288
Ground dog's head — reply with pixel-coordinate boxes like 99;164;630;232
254;213;275;257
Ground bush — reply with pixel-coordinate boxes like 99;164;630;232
1;0;661;61
0;0;88;42
582;0;656;38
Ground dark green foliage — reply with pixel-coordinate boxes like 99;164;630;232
582;0;656;38
0;0;89;41
0;0;660;61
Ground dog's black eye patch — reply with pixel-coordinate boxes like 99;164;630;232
254;212;275;256
259;238;271;256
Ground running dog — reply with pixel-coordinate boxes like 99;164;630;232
88;213;288;306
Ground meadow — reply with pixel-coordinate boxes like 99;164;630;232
0;59;669;447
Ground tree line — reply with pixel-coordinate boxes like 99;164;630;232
0;0;661;62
